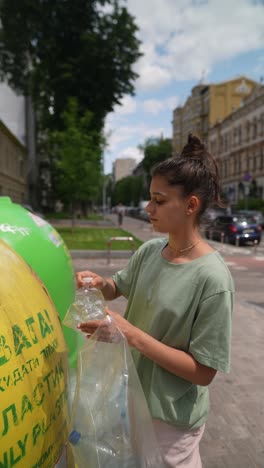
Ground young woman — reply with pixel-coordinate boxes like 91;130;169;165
76;134;234;467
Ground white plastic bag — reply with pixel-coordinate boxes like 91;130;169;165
64;285;164;467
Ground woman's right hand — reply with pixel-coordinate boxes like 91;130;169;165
76;270;106;290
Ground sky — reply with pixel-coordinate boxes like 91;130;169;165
103;0;264;174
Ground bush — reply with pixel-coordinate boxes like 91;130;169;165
234;198;264;212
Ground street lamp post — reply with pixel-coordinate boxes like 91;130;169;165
102;177;107;216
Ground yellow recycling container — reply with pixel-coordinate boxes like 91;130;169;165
0;239;69;467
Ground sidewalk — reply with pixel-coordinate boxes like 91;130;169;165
71;216;264;467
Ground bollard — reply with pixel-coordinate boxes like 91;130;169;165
253;239;258;255
221;232;225;244
107;236;135;264
235;235;240;247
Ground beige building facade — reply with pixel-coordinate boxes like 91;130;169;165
172;76;257;155
208;85;264;203
0;120;27;203
113;157;136;182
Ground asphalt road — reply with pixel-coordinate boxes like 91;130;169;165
113;214;264;306
207;239;264;308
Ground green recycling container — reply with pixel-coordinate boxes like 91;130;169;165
0;196;79;367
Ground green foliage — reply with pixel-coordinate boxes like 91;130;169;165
46;211;104;220
234;198;264;211
0;0;142;131
112;175;145;205
140;137;172;183
48;98;104;207
110;138;172;207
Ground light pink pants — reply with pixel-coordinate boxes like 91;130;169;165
153;419;205;468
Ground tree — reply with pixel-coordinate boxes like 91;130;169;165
0;0;141;131
112;175;145;206
48;98;105;223
139;137;172;184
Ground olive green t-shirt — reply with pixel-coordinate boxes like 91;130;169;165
112;238;234;430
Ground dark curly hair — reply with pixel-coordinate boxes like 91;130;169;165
151;133;223;222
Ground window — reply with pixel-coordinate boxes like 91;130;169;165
238;125;242;145
224;134;228;152
219;136;224;153
238;155;241;173
260;150;264;170
224;160;228;178
261;113;264;136
246;121;251;142
252;154;256;172
258;153;262;170
233;128;237;146
234;156;237;175
253;118;257;139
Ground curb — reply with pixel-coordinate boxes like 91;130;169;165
70;250;133;259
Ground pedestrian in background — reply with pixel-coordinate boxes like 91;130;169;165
226;203;232;215
116;202;125;227
76;134;234;468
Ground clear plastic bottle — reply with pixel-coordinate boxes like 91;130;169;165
63;277;106;330
68;428;134;468
68;429;141;467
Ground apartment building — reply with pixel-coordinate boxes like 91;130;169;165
172;76;257;155
208;85;264;203
113;157;136;182
0;119;27;203
0;83;37;207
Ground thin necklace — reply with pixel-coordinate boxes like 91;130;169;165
169;239;201;256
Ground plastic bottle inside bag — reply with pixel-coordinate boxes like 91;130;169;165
68;427;137;468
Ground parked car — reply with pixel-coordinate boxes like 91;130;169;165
236;210;264;229
201;207;227;224
138;209;150;222
205;214;262;246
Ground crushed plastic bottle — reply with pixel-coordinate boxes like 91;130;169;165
68;428;138;468
63;277;105;331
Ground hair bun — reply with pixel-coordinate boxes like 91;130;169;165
188;133;205;148
181;133;206;159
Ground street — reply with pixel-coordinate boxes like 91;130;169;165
205;240;264;308
121;215;264;306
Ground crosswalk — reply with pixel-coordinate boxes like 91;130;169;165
208;239;264;258
206;239;264;275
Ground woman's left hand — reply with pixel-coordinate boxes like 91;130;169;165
77;307;139;346
106;308;138;346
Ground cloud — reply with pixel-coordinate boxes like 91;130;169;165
142;96;179;114
105;124;139;149
116;146;143;163
105;121;169;153
127;0;264;90
136;63;172;90
254;55;264;76
112;95;137;116
104;0;264;173
142;99;165;114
